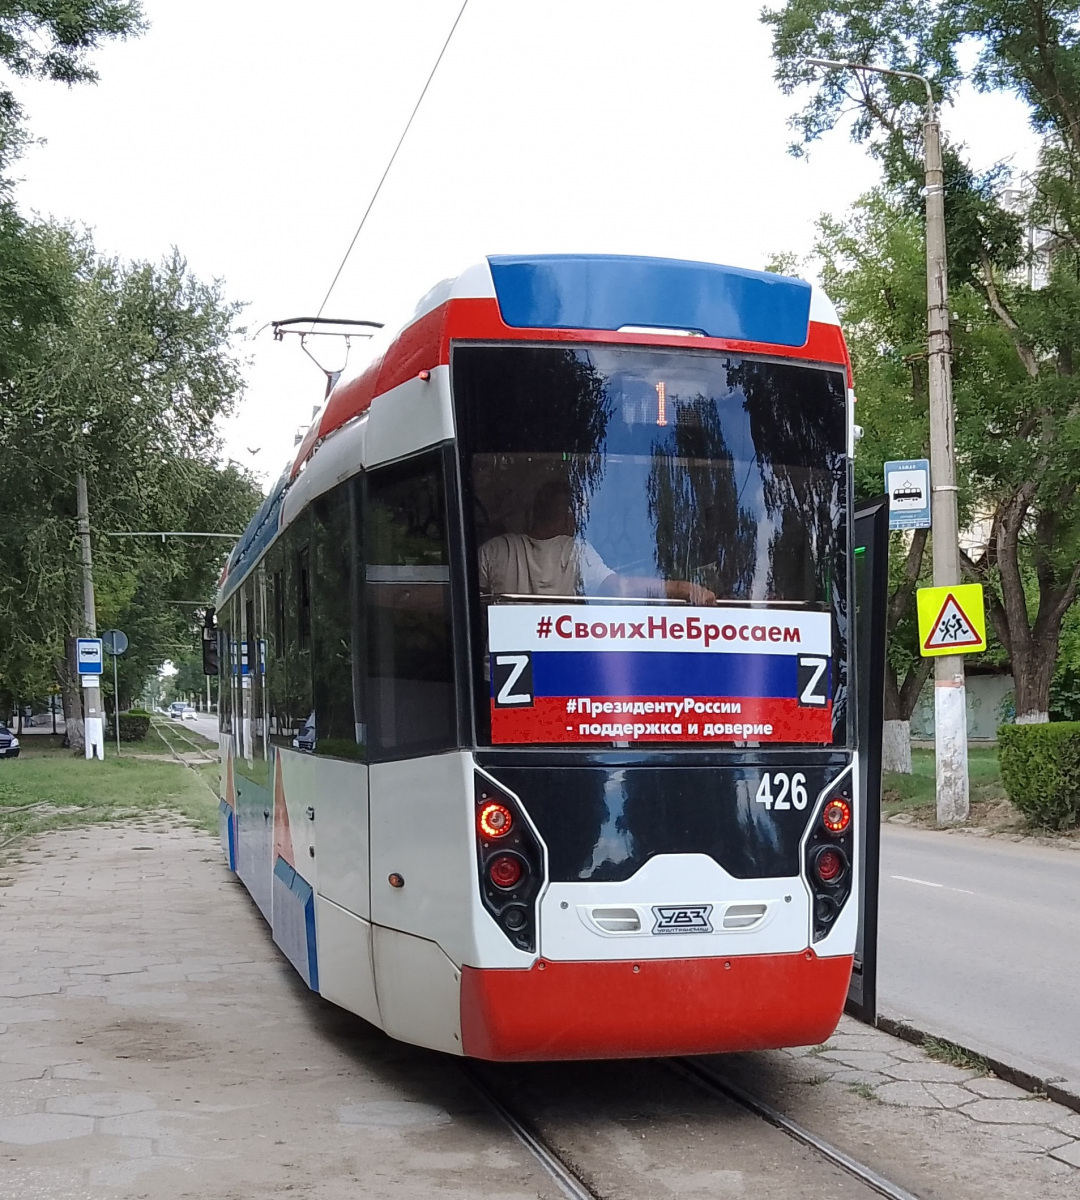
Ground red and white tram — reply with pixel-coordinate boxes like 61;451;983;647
215;254;859;1060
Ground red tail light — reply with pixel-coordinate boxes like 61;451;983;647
814;847;846;884
478;801;513;838
822;798;851;834
488;854;524;889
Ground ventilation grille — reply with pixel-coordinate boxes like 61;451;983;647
722;902;768;930
589;907;641;933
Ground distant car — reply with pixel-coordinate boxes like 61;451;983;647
169;704;198;721
0;724;20;759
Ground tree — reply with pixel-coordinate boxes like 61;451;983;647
0;227;260;748
765;0;1080;723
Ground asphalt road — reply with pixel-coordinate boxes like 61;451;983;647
187;713;220;745
878;825;1080;1087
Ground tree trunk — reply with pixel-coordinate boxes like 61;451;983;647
1009;631;1058;726
56;643;85;752
882;719;912;773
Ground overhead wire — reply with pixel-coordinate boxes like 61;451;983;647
314;0;471;322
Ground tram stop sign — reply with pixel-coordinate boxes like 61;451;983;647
102;629;128;656
917;584;987;657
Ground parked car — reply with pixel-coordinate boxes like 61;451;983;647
0;723;20;758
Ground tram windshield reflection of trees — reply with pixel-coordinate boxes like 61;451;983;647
454;345;849;610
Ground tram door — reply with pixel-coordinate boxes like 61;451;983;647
847;496;888;1024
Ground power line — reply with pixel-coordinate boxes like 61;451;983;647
314;0;470;320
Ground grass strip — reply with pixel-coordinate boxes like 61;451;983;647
0;742;221;865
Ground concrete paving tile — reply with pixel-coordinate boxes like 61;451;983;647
875;1081;943;1109
0;1005;56;1023
338;1100;452;1127
1049;1141;1080;1169
818;1050;899;1072
964;1098;1052;1124
52;1063;108;1081
0;1111;95;1144
45;1090;157;1117
1050;1112;1080;1139
829;1069;890;1087
1004;1125;1077;1152
107;989;189;1006
965;1077;1031;1100
98;1109;196;1138
0;982;62;999
925;1083;977;1109
0;1062;45;1083
885;1061;979;1084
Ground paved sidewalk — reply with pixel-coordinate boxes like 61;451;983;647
0;822;562;1199
0;822;1077;1199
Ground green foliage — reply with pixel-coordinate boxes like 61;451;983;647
765;0;1080;719
117;711;150;741
997;722;1080;829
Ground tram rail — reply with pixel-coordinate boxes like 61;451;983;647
466;1054;922;1200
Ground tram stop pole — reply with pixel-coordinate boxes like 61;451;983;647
805;59;970;823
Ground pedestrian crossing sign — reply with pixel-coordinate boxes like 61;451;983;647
917;584;987;657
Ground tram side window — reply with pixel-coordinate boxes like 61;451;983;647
283;518;314;749
366;453;456;757
312;480;364;760
266;549;288;746
218;608;232;735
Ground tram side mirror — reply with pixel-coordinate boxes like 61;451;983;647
202;607;219;676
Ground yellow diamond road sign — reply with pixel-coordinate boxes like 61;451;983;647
917;584;987;657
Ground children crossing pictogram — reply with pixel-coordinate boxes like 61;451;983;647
916;584;987;657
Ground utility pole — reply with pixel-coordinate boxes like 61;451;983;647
806;59;969;823
76;473;105;761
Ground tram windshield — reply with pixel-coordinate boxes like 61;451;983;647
453;344;849;748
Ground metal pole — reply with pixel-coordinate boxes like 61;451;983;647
923;111;969;823
113;652;121;757
804;58;969;823
76;473;104;761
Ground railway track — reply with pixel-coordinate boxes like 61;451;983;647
466;1053;922;1200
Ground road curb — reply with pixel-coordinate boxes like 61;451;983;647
875;1012;1080;1116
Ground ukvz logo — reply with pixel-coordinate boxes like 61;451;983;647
492;652;534;707
652;904;713;934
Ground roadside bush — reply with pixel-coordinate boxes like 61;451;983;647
117;709;151;742
997;722;1080;830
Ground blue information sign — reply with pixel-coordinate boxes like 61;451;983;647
884;459;932;530
76;637;104;675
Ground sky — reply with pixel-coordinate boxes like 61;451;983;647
12;0;1041;489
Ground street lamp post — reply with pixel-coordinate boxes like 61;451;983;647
805;59;969;823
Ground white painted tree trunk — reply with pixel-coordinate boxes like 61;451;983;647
1015;710;1049;724
882;720;912;774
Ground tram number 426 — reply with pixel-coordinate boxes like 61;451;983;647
754;772;809;811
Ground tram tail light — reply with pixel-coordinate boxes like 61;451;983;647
822;798;851;834
479;801;513;838
488;854;524;889
804;779;855;944
475;774;545;953
813;846;846;885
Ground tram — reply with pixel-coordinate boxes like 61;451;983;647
215;254;859;1060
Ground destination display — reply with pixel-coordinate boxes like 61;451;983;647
488;604;833;744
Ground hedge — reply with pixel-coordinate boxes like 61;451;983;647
117;709;151;742
997;722;1080;830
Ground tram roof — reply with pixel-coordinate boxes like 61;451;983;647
218;255;846;600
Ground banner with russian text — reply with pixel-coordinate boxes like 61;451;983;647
487;604;833;745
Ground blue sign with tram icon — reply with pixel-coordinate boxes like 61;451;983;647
884;459;932;530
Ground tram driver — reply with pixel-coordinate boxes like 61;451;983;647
478;480;716;604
